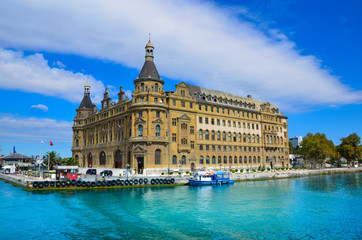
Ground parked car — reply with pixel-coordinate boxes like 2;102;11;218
100;170;113;177
86;169;97;175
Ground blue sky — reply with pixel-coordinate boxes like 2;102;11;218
0;0;361;158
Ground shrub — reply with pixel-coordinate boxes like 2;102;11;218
169;171;174;175
186;171;189;174
161;172;164;175
240;169;244;173
267;167;271;171
281;167;285;171
178;172;181;175
252;169;256;172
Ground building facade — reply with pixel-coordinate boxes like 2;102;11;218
72;41;289;174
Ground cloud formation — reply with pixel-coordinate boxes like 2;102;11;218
0;114;72;143
0;48;105;104
31;104;48;112
0;0;361;112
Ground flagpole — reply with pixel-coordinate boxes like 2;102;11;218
48;140;50;172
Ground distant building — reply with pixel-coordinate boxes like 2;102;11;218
72;40;289;174
289;136;303;148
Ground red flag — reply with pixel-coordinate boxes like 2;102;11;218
50;141;53;146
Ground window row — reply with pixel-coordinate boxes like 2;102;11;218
138;125;161;137
139;83;159;92
199;130;261;143
197;93;256;110
198;155;261;165
199;145;261;153
199;117;259;129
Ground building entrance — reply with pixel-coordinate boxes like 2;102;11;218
137;157;144;174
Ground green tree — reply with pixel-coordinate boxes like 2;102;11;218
337;133;362;166
43;151;61;169
61;157;77;166
300;133;336;168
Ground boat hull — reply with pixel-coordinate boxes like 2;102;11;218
187;179;234;186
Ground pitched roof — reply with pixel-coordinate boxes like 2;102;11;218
138;60;160;79
2;153;30;160
78;94;93;109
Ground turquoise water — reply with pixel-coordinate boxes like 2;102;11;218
0;173;361;240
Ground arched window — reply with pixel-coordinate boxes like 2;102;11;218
205;130;209;140
277;137;280;144
257;156;260;163
228;132;231;142
274;136;276;144
266;135;269;144
253;156;256;163
115;150;122;167
138;125;143;137
76;139;79;147
238;133;241;142
248;134;251;143
206;156;210;164
244;156;247;164
88;153;93;167
217;131;221;141
218;156;221;164
141;83;144;91
252;134;255;143
234;156;237;164
212;156;216;164
199;129;203;140
257;135;260;143
172;155;177;165
223;156;227;164
249;156;252;164
155;83;159;92
243;133;246;142
100;151;106;165
155;149;161;165
229;156;232;164
199;156;204;164
223;131;226;141
182;155;186;165
155;125;160;137
211;131;215;141
239;156;242;164
233;132;236;142
281;138;283;144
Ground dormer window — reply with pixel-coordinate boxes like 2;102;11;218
155;83;158;92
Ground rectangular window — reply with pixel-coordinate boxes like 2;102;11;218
181;101;185;107
238;122;241;128
211;107;214;112
138;111;143;118
217;119;220;125
252;124;254;129
217;108;219;113
222;120;226;126
218;146;221;151
172;133;177;142
247;123;250;129
191;141;194;149
190;103;193;108
228;120;231;127
199;117;203;123
205;118;209;124
256;124;259;130
206;145;209;151
156;111;160;118
154;97;158;103
190;126;194;134
212;146;215;151
199;105;202;110
141;97;144;102
222;109;225;114
181;90;185;96
205;106;208;111
173;100;176;106
228;146;232;151
211;118;214;125
172;118;177;126
233;121;236;127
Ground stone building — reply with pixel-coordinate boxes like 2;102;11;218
72;40;289;174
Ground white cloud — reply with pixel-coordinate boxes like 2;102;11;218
54;60;66;68
31;104;48;112
0;114;72;143
0;0;361;112
0;48;105;104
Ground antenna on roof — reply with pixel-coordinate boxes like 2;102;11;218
149;33;151;41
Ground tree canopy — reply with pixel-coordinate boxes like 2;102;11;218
300;133;336;167
337;133;361;164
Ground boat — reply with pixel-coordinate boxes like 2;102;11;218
187;171;234;186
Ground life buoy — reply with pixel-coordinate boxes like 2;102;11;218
61;181;66;187
38;182;44;188
124;180;129;185
71;180;76;186
44;181;49;187
167;179;171;184
129;180;134;185
112;180;116;186
116;179;121;185
151;179;156;185
170;178;175;184
106;181;112;186
81;182;86;187
86;182;91;187
120;180;125;186
66;180;71;187
96;181;102;187
56;181;61;187
139;178;144;184
101;181;106;186
50;181;55;187
32;181;38;188
143;178;148;184
155;179;160;184
76;181;82;187
133;179;138;185
91;182;96;187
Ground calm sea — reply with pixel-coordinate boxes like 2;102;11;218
0;173;361;240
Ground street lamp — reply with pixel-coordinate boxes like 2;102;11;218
219;163;221;171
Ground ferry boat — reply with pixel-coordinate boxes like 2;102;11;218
187;171;234;186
